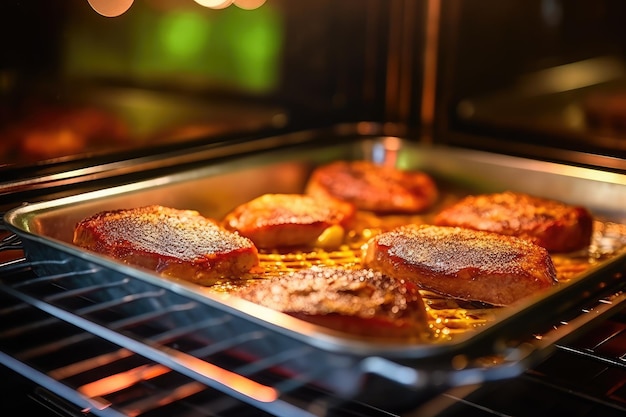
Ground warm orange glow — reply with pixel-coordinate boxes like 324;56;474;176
79;365;170;397
78;356;278;403
176;354;279;402
234;0;267;10
123;382;206;417
87;0;134;17
49;349;134;380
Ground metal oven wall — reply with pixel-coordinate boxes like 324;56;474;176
434;0;626;170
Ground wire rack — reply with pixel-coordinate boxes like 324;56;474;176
2;214;626;416
0;255;413;417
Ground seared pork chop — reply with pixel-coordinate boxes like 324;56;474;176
235;266;429;339
434;191;593;253
306;160;438;214
363;224;557;306
223;193;355;250
73;205;260;285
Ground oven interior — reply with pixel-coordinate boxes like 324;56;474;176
436;0;626;167
2;1;626;416
2;128;626;417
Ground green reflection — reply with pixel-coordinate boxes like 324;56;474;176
159;11;210;61
64;3;282;93
216;6;282;90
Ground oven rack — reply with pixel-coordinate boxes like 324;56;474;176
2;221;626;416
0;257;410;417
0;220;507;416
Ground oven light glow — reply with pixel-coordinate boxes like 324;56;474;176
87;0;135;17
193;0;267;10
87;0;267;15
194;0;233;9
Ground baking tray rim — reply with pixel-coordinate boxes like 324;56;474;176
3;135;626;361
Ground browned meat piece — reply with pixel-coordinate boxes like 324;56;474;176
73;205;260;285
363;224;557;306
223;194;356;250
305;160;438;214
235;266;429;339
433;191;593;253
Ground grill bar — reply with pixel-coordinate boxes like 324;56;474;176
0;350;127;417
0;255;402;416
16;331;96;361
0;265;318;416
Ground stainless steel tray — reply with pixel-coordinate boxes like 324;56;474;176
4;125;626;408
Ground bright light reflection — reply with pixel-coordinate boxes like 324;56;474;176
194;0;233;8
87;0;267;15
87;0;135;17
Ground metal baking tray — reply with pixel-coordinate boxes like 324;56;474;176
4;124;626;407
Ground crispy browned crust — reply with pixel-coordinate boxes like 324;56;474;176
434;192;593;253
363;224;557;306
73;205;260;285
236;266;429;339
306;160;438;214
223;194;356;249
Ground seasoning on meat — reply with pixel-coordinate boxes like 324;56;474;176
433;191;593;253
363;224;558;306
305;160;438;214
73;205;260;285
235;266;429;339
